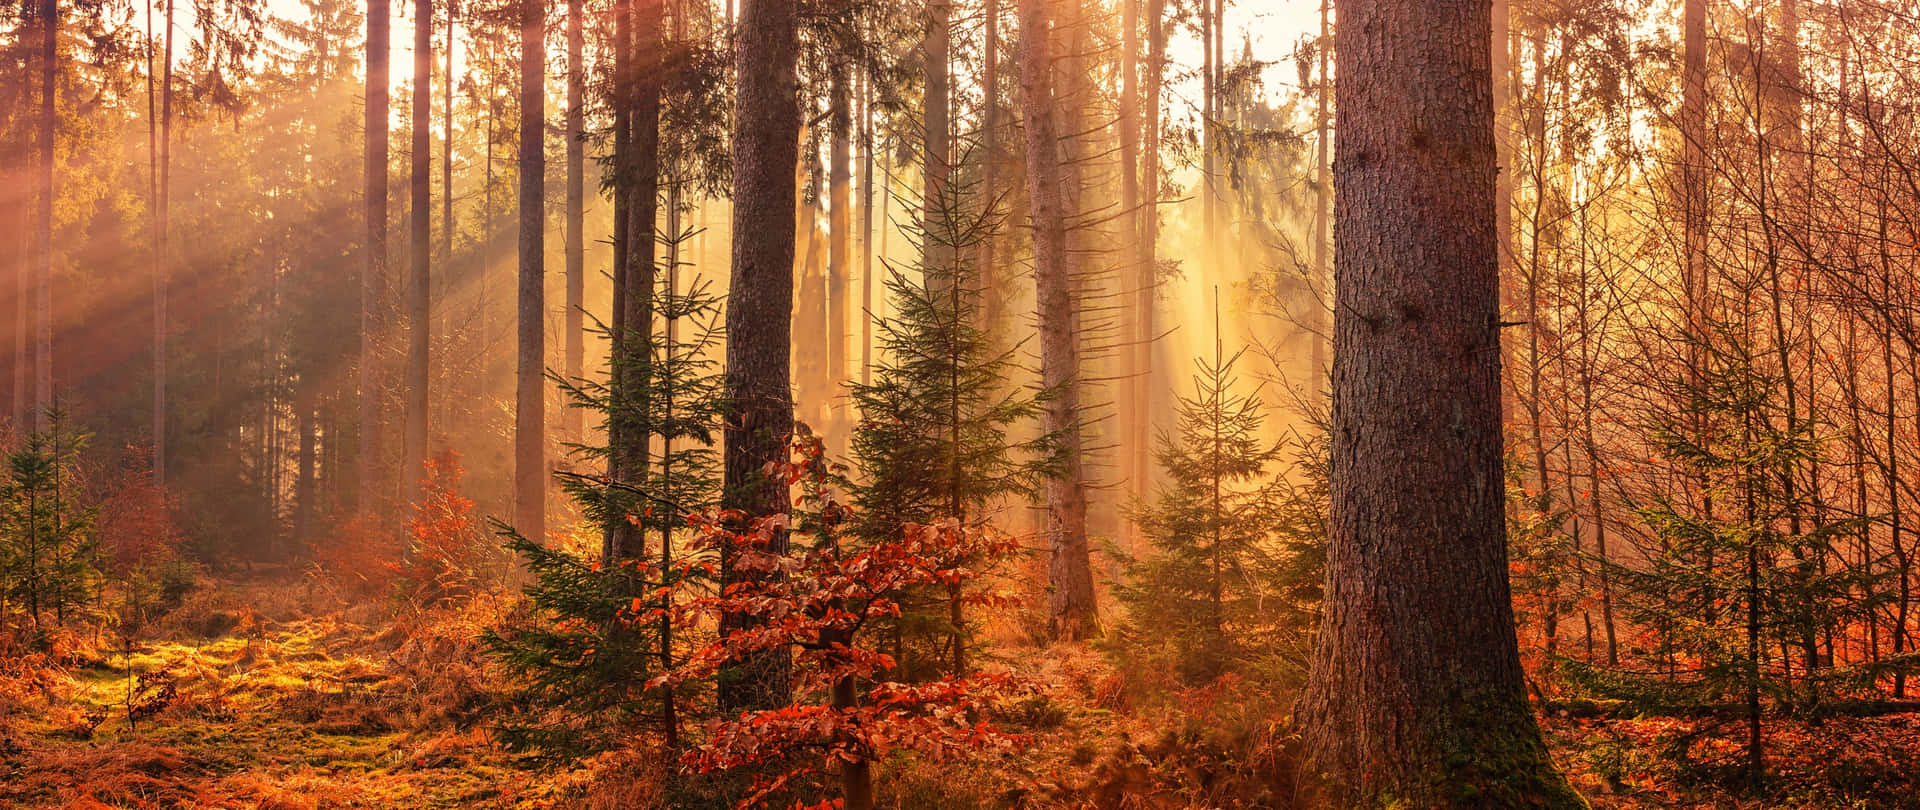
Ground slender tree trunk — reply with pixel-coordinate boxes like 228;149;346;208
33;0;54;431
565;0;584;442
720;0;800;712
1309;0;1329;398
828;54;850;446
611;0;662;561
144;0;164;482
297;403;316;540
922;0;950;279
605;0;631;562
1140;0;1163;465
1019;0;1095;641
860;67;874;387
1294;1;1579;804
407;0;433;499
515;0;547;541
1199;0;1213;243
1119;0;1145;509
11;18;27;430
363;0;389;513
444;5;454;304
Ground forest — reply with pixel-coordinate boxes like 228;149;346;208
5;0;1920;805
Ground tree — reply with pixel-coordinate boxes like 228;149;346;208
514;0;545;542
720;0;801;712
658;440;1024;810
0;406;100;632
147;0;176;485
1568;284;1876;792
563;0;583;444
32;0;53;431
362;0;389;512
406;0;433;502
1291;0;1581;804
845;175;1045;676
1116;337;1314;684
1017;0;1095;641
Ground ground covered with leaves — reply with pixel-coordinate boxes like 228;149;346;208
4;578;1919;809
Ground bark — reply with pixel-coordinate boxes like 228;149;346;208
1293;0;1580;805
720;0;800;712
406;0;432;501
363;0;389;512
515;0;547;542
565;0;585;443
1019;0;1095;641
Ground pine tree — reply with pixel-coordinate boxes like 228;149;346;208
1571;312;1874;789
1115;336;1317;684
486;229;724;757
0;405;101;634
845;171;1045;677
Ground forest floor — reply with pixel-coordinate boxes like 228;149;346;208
4;577;1919;809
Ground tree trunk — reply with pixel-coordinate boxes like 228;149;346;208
922;0;950;280
611;0;662;561
1293;1;1579;805
407;0;432;501
1019;0;1095;641
828;53;850;447
515;0;547;542
1310;0;1329;399
363;0;389;513
978;0;998;332
860;68;874;387
720;0;800;712
564;0;584;443
150;0;174;484
33;0;55;431
1119;0;1143;511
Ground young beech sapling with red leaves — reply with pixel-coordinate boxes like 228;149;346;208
641;437;1027;810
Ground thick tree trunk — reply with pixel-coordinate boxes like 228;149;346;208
720;0;799;712
363;0;389;511
1293;1;1579;805
1018;0;1095;641
564;0;584;443
406;0;432;500
515;0;547;542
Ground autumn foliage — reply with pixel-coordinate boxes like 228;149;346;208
632;439;1029;809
